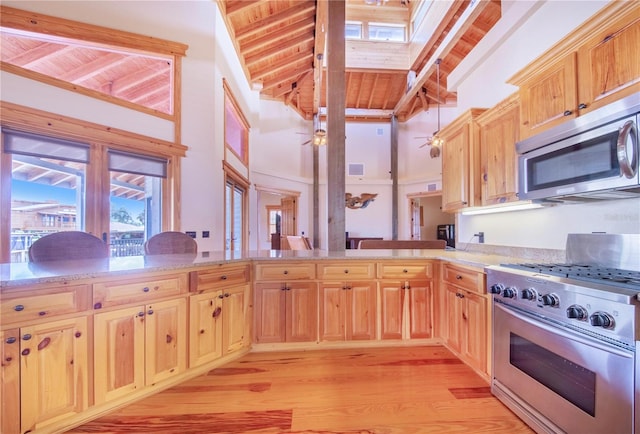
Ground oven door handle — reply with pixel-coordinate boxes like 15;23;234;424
494;302;634;358
617;120;638;179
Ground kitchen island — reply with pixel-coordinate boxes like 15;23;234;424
0;248;544;434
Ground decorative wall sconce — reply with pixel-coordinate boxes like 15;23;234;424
346;193;378;209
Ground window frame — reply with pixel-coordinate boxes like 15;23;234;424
222;161;249;252
223;79;250;166
0;101;186;262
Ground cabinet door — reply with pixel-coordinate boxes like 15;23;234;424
286;283;318;342
319;284;346;341
408;281;432;339
577;9;640;114
189;291;224;366
445;286;463;354
20;317;88;433
2;329;20;434
94;306;145;404
347;282;376;341
519;54;578;139
462;291;488;373
145;298;187;384
441;124;471;212
379;281;404;340
253;283;286;343
222;285;249;355
479;96;519;206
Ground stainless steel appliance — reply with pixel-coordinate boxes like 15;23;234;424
486;233;640;434
517;93;639;202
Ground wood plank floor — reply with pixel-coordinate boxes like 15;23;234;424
69;345;534;433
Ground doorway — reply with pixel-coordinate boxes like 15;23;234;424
255;186;300;250
408;193;454;241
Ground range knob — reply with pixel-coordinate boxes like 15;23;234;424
541;293;560;307
502;287;517;298
566;304;588;321
589;312;615;329
489;283;504;295
521;287;537;301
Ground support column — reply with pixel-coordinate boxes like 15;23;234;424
391;115;398;240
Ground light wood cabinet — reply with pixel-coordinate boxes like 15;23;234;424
378;261;434;340
440;109;487;212
221;284;250;355
319;281;376;341
253;282;317;343
511;2;639;139
477;93;520;206
94;297;187;404
189;290;223;366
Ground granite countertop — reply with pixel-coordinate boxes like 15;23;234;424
0;248;550;289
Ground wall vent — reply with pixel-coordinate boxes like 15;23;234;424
427;183;437;192
376;127;384;136
348;163;365;176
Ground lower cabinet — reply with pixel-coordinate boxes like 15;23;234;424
379;280;433;340
444;285;488;376
319;281;376;341
94;298;187;404
253;282;318;343
1;317;89;434
221;285;250;355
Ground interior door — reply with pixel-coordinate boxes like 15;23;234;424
279;196;297;250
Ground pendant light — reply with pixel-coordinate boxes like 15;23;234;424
429;58;443;158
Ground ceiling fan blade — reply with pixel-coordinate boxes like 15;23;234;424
418;142;429;148
300;139;312;146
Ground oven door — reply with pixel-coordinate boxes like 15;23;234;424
492;302;634;434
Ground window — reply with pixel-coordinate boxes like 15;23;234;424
266;205;282;240
224;80;250;165
346;21;363;39
224;164;249;252
368;23;406;42
108;150;167;257
4;129;89;262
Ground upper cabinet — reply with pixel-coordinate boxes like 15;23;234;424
476;93;520;206
510;2;640;140
440;109;487;212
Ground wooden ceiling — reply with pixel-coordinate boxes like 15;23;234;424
218;0;502;122
0;1;502;123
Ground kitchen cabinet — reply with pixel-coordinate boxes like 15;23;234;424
318;262;376;342
477;93;520;206
440;263;489;379
511;2;639;140
189;264;251;366
94;297;187;404
0;283;91;434
440;108;487;212
254;282;318;343
378;261;434;340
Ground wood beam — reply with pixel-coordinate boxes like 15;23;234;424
313;0;328;114
240;17;316;56
224;0;265;17
235;2;316;41
245;33;314;67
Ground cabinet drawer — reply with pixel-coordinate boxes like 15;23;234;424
93;273;187;309
442;264;485;294
318;262;375;280
1;284;90;325
190;263;250;292
378;262;433;279
254;263;316;281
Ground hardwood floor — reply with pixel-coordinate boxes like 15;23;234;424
69;345;534;433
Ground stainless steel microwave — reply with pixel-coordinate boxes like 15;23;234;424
517;93;640;202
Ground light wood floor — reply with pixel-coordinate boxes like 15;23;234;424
69;345;534;433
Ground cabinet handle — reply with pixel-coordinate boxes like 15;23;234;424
218;294;225;299
283;270;289;275
147;309;154;315
14;304;25;312
6;337;17;344
213;307;222;318
166;334;173;344
22;334;32;341
402;269;408;273
75;332;82;338
38;311;47;316
94;302;103;309
456;275;463;280
21;349;30;357
143;287;150;292
563;110;572;116
483;173;488;181
407;285;411;290
346;285;352;290
401;285;406;289
344;269;349;274
578;103;587;110
137;311;145;317
220;275;228;280
285;286;291;291
37;337;51;351
224;293;230;297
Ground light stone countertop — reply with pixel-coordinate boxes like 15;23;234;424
1;247;561;290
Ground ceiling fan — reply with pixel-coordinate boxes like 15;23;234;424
416;58;443;158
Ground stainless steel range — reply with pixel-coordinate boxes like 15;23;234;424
486;233;640;434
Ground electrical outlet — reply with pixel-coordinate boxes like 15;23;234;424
202;231;210;238
186;231;196;239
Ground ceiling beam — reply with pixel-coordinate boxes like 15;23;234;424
224;0;265;17
235;2;316;41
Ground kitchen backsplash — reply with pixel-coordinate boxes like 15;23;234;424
456;243;566;263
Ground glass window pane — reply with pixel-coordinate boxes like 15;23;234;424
346;22;362;39
233;185;243;252
369;24;405;42
109;165;162;258
10;154;86;263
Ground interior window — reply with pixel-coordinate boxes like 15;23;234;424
4;129;89;263
108;150;166;257
346;22;363;39
368;23;406;42
224;83;249;165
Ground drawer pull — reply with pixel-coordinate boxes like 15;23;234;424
22;334;32;341
143;287;150;292
137;311;145;318
283;270;289;275
94;302;103;309
14;305;25;312
75;332;82;338
344;269;349;274
38;311;47;316
221;275;228;280
166;334;173;344
21;349;30;357
213;307;222;318
456;275;463;280
403;269;408;273
147;309;154;315
6;337;17;344
218;294;225;299
37;337;51;351
563;110;573;116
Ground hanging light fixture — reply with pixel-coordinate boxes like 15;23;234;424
313;54;327;146
417;58;444;158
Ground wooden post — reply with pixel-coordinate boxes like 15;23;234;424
326;0;346;251
391;115;398;240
